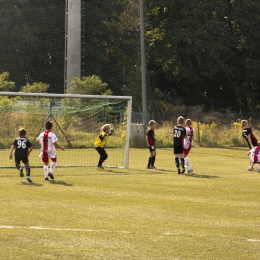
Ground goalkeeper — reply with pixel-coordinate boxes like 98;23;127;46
94;124;114;169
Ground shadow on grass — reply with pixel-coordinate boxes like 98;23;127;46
124;168;166;174
21;181;43;186
184;172;219;179
49;180;73;186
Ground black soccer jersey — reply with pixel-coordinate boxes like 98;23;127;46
147;129;155;146
173;125;186;147
13;137;32;157
242;127;258;148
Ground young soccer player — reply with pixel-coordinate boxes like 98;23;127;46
241;120;258;170
94;124;114;169
183;119;195;173
247;142;260;172
37;120;65;180
174;116;186;174
9;128;33;182
241;119;258;149
146;120;157;169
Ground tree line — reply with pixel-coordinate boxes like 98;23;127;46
0;0;260;117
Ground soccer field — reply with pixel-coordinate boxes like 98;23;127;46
0;147;259;259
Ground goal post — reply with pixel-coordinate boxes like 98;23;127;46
0;92;132;168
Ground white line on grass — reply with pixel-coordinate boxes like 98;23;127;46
0;225;131;234
246;239;260;242
2;226;258;241
0;225;172;236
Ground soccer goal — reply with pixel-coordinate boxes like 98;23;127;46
0;92;132;168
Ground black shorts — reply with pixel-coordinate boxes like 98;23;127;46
174;146;183;155
149;145;156;152
15;155;29;165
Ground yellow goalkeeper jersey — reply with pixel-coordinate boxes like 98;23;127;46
94;131;107;148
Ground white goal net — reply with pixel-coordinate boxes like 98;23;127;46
0;92;132;168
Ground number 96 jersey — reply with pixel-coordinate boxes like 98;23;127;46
13;137;32;157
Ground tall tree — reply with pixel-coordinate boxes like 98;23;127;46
145;0;260;112
0;0;65;93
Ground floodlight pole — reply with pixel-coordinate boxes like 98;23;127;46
140;0;147;134
64;0;81;91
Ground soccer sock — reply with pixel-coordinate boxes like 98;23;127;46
181;158;185;169
44;165;49;178
175;157;179;168
151;156;155;166
50;161;56;173
26;168;31;177
147;157;151;167
184;157;191;168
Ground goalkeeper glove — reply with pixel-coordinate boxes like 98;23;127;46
107;128;114;136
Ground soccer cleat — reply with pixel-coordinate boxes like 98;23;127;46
26;176;32;182
181;168;185;174
48;172;54;179
45;177;49;181
187;168;193;173
147;166;151;169
19;167;24;177
178;168;181;174
150;166;157;169
258;168;260;172
97;166;104;170
248;167;253;171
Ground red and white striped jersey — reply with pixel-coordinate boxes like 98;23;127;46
37;130;58;154
183;127;194;150
249;145;260;163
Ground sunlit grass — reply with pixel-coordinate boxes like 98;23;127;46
0;147;260;259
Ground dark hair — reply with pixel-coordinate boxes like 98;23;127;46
45;120;53;130
19;128;26;136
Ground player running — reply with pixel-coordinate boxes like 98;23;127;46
37;120;65;180
9;128;33;182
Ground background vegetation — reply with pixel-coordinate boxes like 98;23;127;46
0;0;260;119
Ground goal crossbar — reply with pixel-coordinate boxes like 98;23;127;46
0;92;132;168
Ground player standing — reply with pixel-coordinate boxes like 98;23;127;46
241;120;258;171
241;120;257;149
183;119;195;173
146;120;157;169
94;124;114;169
37;121;65;180
9;128;33;182
247;142;260;172
173;116;186;174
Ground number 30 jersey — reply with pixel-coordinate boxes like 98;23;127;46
13;137;32;157
173;126;186;147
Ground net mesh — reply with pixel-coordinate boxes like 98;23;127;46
1;96;128;168
0;1;144;112
0;5;65;93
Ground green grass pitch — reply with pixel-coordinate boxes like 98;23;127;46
0;147;260;259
